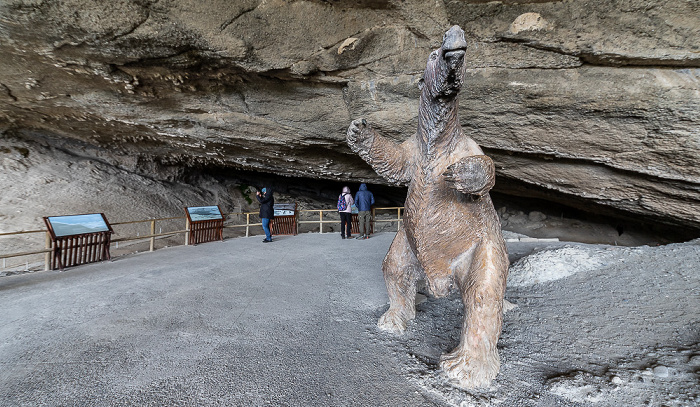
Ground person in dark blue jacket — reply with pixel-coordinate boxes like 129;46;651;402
256;187;274;243
354;183;375;239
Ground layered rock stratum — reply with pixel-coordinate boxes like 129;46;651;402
0;0;698;232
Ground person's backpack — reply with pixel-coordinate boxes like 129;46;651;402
337;194;348;211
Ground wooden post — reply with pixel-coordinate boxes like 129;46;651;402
319;210;323;234
185;218;190;246
149;219;156;252
44;231;51;271
397;207;401;231
245;213;250;237
295;207;299;236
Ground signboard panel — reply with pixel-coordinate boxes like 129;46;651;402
185;206;225;245
274;203;296;217
46;213;111;237
271;203;297;235
186;206;224;222
43;213;114;270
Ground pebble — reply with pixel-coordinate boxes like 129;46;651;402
652;365;670;378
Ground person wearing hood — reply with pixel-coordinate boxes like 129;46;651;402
354;183;375;239
338;186;354;239
256;187;274;243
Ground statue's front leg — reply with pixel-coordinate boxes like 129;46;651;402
443;155;496;197
378;226;421;333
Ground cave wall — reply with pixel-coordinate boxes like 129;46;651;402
0;0;698;231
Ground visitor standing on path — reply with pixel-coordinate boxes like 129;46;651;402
354;183;375;239
338;186;354;239
256;187;274;243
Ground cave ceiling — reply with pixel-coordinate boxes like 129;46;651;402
0;0;698;230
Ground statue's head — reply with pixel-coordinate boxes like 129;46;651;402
421;25;468;100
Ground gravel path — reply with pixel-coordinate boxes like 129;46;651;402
1;232;698;406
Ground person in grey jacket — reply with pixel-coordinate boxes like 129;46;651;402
354;183;375;239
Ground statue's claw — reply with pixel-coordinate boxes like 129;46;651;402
377;309;408;334
442;165;459;187
440;348;500;389
346;118;373;154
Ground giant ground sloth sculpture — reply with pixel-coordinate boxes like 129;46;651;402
347;25;509;389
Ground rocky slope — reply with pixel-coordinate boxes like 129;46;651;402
0;0;698;232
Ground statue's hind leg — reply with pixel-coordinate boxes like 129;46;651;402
440;240;509;388
377;226;421;333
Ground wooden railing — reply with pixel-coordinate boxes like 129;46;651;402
297;207;403;233
0;229;52;271
111;216;187;250
0;207;404;272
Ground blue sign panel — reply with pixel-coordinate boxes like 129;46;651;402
186;206;224;221
274;203;296;217
47;214;111;237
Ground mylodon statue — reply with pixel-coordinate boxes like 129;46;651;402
347;25;509;389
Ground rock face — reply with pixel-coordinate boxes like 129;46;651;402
0;0;698;231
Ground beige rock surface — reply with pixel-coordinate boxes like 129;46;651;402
0;0;698;232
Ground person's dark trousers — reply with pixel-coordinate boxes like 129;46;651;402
340;212;352;238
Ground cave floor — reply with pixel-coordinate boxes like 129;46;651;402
1;232;697;406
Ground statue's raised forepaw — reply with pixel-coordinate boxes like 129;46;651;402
440;349;500;389
346;118;364;140
346;118;372;152
377;309;408;334
443;155;495;196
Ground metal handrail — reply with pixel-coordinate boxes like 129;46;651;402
0;206;405;271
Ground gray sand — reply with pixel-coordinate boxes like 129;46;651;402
1;232;698;406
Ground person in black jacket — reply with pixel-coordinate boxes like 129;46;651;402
256;187;275;243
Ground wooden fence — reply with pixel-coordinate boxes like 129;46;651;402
0;207;403;272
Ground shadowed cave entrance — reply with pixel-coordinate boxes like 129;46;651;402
193;165;697;247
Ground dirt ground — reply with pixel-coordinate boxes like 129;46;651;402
1;231;698;406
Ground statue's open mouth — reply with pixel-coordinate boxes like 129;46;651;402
444;48;466;70
444;49;465;59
